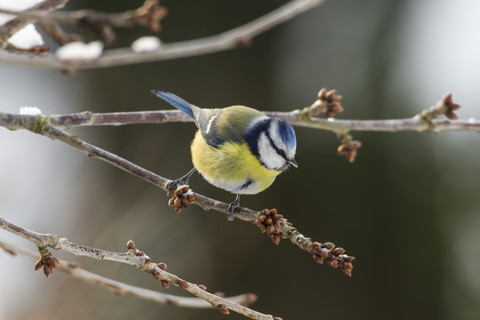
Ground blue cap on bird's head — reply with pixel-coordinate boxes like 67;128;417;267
276;119;297;150
245;117;297;171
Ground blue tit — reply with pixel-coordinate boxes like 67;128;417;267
152;90;297;221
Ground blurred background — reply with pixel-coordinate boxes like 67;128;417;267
1;0;480;319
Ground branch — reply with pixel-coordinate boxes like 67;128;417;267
0;0;68;45
43;93;479;134
0;0;166;30
0;239;256;309
0;217;277;320
44;109;480;132
1;0;167;47
0;107;355;276
0;0;326;70
44;91;477;163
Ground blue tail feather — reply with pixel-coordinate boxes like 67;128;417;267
151;90;194;119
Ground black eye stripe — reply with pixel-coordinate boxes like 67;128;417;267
266;132;287;160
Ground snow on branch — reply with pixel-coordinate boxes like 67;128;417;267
0;0;326;70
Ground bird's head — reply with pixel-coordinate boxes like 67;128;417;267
245;117;297;171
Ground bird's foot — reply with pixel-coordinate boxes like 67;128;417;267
167;168;196;195
166;181;180;195
227;195;241;221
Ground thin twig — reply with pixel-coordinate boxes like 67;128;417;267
0;0;68;45
0;217;278;320
59;110;480;133
0;112;258;221
38;97;480;134
0;239;256;308
0;0;166;29
0;0;326;70
272;113;480;133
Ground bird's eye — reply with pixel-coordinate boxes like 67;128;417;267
277;149;286;159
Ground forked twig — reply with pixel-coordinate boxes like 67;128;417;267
0;0;326;70
0;217;279;320
0;239;256;308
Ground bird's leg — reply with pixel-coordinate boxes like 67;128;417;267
167;168;197;195
227;194;241;221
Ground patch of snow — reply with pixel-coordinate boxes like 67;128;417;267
131;36;162;53
7;24;44;49
19;106;42;115
55;41;103;61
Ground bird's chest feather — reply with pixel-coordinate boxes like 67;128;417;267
190;131;281;194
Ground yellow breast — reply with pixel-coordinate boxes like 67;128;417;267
190;131;281;195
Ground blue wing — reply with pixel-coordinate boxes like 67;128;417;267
151;90;194;118
152;90;225;147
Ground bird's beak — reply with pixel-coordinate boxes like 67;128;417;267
288;158;298;168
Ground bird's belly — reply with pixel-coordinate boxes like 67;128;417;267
207;178;262;195
191;132;281;195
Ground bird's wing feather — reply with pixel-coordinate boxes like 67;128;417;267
151;90;224;146
191;105;216;135
207;106;264;146
151;91;194;118
151;91;264;148
191;105;225;147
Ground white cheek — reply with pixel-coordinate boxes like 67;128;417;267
258;133;285;170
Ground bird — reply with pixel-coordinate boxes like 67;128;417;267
152;90;297;221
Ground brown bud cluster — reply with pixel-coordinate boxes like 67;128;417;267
217;304;230;314
175;278;190;289
420;92;461;121
255;209;291;245
127;240;136;250
337;140;362;163
318;88;344;118
309;241;355;276
133;0;168;32
151;270;162;280
168;186;195;213
160;279;170;288
198;284;207;291
35;249;60;278
126;240;151;261
441;93;461;119
157;262;168;270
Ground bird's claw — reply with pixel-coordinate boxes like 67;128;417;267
166;181;179;195
167;168;197;196
227;196;240;221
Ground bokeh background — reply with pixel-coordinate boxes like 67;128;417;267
1;0;480;319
